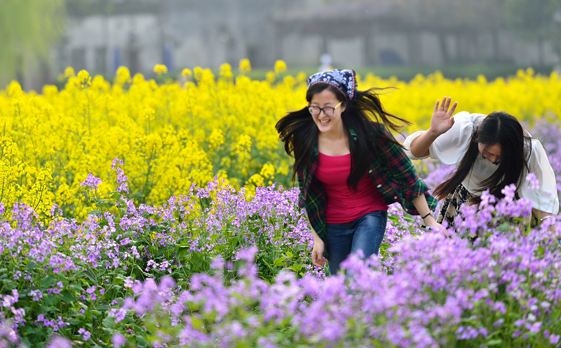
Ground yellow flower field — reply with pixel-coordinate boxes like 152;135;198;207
0;60;559;220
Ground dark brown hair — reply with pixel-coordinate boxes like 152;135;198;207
433;111;532;203
275;84;411;191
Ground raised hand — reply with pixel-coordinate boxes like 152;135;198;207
429;97;457;136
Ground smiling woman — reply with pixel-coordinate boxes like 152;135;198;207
405;98;560;227
275;69;439;275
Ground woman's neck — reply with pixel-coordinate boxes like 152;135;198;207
318;128;350;156
319;124;346;142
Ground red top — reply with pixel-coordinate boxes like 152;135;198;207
315;152;388;223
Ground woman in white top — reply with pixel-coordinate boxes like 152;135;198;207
405;97;559;227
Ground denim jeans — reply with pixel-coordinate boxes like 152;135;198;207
325;210;387;275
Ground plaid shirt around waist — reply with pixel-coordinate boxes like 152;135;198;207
296;123;437;242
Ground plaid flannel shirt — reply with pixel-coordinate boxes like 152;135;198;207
297;123;437;242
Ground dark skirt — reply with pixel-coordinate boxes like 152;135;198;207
436;184;473;228
436;184;534;229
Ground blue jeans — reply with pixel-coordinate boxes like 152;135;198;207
325;210;387;275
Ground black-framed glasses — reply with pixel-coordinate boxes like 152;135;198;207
308;102;342;117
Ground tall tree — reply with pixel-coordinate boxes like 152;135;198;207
0;0;66;85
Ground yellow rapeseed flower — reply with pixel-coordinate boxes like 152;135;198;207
154;64;168;75
64;66;75;77
181;68;193;78
0;64;559;220
77;70;92;89
274;60;287;75
239;58;251;74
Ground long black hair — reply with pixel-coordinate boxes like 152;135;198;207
433;111;532;203
275;83;411;192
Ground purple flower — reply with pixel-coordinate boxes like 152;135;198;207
81;173;102;190
525;173;541;191
109;308;127;323
112;157;124;170
78;328;92;340
113;333;127;348
46;336;72;348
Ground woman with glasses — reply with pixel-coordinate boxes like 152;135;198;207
275;69;440;275
405;97;559;227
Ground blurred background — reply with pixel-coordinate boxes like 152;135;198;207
2;0;561;91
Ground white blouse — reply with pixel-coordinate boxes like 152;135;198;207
404;111;559;214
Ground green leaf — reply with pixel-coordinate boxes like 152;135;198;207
549;309;561;320
177;246;190;260
27;261;37;272
40;275;56;288
2;279;17;290
191;317;204;330
69;284;83;291
136;265;151;277
39;305;58;313
273;257;287;268
45;295;61;306
403;214;414;223
87;210;103;215
85;270;98;285
136;336;149;347
60;290;75;303
102;316;115;329
103;327;116;336
487;339;503;345
286;251;293;258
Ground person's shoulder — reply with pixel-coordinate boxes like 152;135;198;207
453;111;484;122
528;137;545;151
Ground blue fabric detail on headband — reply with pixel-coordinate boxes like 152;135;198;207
306;69;357;102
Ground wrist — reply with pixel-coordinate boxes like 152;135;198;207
427;128;442;137
540;215;555;224
313;236;324;244
422;213;437;226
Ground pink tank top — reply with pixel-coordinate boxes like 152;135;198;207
315;152;388;223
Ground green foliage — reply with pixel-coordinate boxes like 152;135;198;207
0;0;66;84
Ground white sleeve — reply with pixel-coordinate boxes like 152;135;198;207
519;139;560;214
403;131;430;160
403;111;481;165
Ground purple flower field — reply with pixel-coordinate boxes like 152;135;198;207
1;123;561;347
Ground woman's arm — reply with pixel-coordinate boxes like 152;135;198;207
409;97;458;158
533;209;554;222
411;194;440;228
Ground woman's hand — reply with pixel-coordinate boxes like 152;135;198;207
423;215;442;229
429;96;458;136
312;238;327;268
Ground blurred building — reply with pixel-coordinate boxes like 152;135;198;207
43;0;560;81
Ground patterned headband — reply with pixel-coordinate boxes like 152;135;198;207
306;69;357;102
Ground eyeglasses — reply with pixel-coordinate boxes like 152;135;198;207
308;102;342;117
